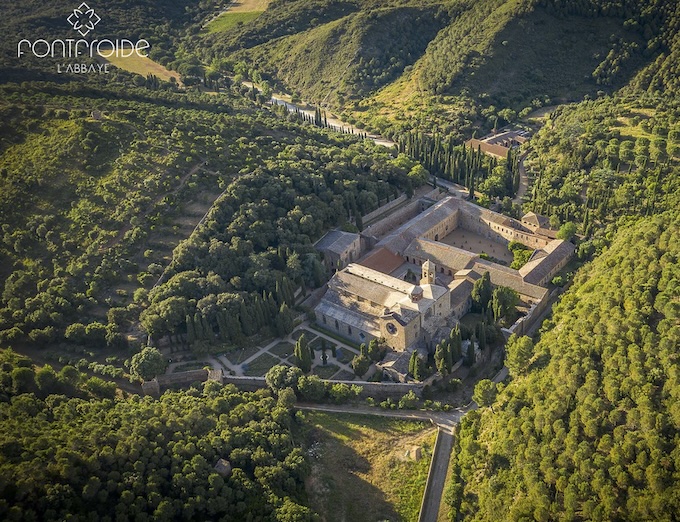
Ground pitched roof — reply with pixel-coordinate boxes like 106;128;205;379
328;263;447;316
376;197;460;253
448;278;474;303
359;247;405;274
465;138;510;159
315;299;381;336
404;238;478;271
521;211;550;229
472;259;548;300
519;239;575;285
315;230;359;254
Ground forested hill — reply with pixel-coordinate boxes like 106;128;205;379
446;212;680;520
198;0;680;136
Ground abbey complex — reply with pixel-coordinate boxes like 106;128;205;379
315;193;574;357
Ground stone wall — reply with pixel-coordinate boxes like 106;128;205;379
457;211;550;249
363;194;408;224
362;189;443;240
144;368;430;401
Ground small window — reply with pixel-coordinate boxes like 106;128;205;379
335;320;339;330
322;315;327;325
348;326;352;335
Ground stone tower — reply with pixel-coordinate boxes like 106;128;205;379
421;259;435;285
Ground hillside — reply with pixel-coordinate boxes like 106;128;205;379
197;0;679;136
445;212;680;520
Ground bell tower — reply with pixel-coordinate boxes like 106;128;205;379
421;259;435;285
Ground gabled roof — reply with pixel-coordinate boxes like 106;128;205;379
472;260;548;300
521;212;550;229
449;278;474;304
315;230;359;254
376;197;460;253
519;239;575;285
465;138;510;159
316;299;381;336
359;247;404;274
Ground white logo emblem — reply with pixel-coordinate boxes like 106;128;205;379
67;3;101;37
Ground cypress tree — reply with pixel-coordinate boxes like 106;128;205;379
295;333;311;373
186;314;196;344
216;311;229;342
194;312;204;340
434;342;446;374
451;325;462;361
444;339;453;371
201;314;212;342
239;302;254;336
466;334;476;366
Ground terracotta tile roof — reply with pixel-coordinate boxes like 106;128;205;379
359;247;405;274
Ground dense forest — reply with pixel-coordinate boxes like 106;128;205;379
0;380;315;521
445;213;680;520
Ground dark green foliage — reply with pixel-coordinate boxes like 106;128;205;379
449;326;462;363
294;333;312;373
130;346;167;381
0;383;310;521
504;333;534;377
472;379;496;408
471;271;492;312
464;335;476;367
490;286;520;324
265;364;304;393
351;354;370;377
448;214;680;520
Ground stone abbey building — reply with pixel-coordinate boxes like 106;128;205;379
315;195;574;352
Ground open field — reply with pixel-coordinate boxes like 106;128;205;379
229;0;270;12
300;412;436;522
98;47;181;84
206;11;262;32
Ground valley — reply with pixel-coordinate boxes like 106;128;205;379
0;0;678;521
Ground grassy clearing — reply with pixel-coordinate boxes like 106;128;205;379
206;11;262;33
300;412;436;522
229;0;270;12
98;47;180;84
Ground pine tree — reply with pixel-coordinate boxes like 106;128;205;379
451;325;463;362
